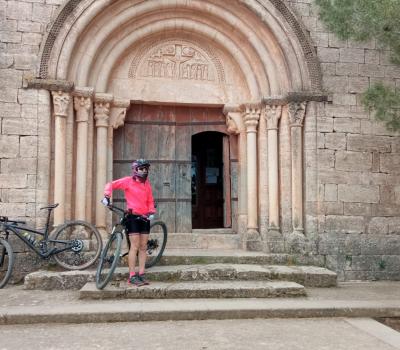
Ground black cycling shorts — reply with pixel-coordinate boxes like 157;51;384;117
126;214;150;234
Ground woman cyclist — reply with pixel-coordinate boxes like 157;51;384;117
103;159;156;286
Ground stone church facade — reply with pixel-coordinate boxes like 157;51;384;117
1;0;400;280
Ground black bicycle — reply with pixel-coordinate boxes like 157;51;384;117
95;204;167;290
0;203;102;288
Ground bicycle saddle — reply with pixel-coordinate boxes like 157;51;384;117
40;203;59;210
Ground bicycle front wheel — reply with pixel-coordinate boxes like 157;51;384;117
95;231;122;290
52;221;102;270
146;221;167;268
0;238;14;289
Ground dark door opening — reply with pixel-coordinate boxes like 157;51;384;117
191;132;224;229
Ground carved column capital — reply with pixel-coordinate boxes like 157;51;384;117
288;101;307;127
94;93;113;128
51;91;71;117
73;96;92;123
223;103;243;135
110;99;130;129
264;105;282;130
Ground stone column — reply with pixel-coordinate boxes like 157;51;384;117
288;101;307;234
73;87;94;221
265;104;282;231
94;93;113;231
51;91;71;225
243;104;260;235
223;104;244;235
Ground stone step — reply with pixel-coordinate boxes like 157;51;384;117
165;233;240;249
24;264;337;290
159;249;325;267
79;280;306;299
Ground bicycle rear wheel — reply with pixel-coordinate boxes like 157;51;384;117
52;220;102;270
146;221;167;268
96;231;122;290
0;238;14;289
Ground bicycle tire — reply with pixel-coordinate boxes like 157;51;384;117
51;220;102;270
145;221;167;268
95;231;122;290
0;238;14;289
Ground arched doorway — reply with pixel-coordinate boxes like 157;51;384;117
192;132;229;229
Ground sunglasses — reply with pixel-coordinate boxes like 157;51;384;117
137;166;149;171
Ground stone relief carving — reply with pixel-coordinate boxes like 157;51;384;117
52;91;70;117
288;101;307;127
264;105;282;130
129;40;225;83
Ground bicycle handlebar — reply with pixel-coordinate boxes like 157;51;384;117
0;216;26;225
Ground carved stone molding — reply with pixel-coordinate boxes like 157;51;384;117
27;78;74;92
288;101;306;127
264;105;282;130
110;99;130;129
223;103;242;135
51;91;71;117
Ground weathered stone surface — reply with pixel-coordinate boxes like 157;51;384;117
79;281;306;299
0;135;19;158
1;157;37;174
335;151;372;172
324;133;346;150
338;184;379;203
324;215;364;234
347;135;391;153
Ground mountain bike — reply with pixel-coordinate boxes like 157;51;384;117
95;204;167;290
0;203;102;288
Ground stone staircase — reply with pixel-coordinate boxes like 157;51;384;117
24;248;337;300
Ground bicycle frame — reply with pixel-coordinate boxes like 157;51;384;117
0;209;76;259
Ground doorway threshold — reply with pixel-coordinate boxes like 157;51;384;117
192;228;235;234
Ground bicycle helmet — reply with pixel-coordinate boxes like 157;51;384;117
132;159;150;181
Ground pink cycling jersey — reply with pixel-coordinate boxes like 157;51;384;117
104;176;156;215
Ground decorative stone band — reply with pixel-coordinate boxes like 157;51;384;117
51;91;71;117
26;78;74;92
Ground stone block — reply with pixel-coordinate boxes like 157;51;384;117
17;20;42;33
324;215;364;234
321;63;336;75
324;133;346;150
335;151;372;172
388;218;400;234
310;31;328;47
358;64;385;78
21;32;42;46
3;188;36;203
324;183;337;201
0;53;13;68
320;202;343;215
0;31;21;43
1;157;37;174
338;184;379;203
335;63;359;76
365;50;379;64
2;118;37;135
0;202;26;216
360;120;396;136
0;174;27;188
317;133;325;148
322;76;348;92
367;217;389;234
324;104;350;118
14;54;38;70
0;135;19;158
347;134;391;153
328;33;347;48
339;48;364;63
6;43;39;55
18;88;38;104
0;19;17;31
32;3;53;23
380;154;400;174
0;68;23;87
317;149;335;168
385;65;400;79
344;202;371;216
20;135;38;157
317;116;333;132
6;1;32;21
317;47;339;63
332;93;357;106
0;86;17;103
334;118;360;133
372;204;400;217
348;77;369;93
21;103;38;119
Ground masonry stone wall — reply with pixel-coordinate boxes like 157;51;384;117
1;0;400;281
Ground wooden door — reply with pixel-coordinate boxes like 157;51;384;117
113;104;228;232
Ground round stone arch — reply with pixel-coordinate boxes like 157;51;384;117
37;0;323;99
37;0;324;247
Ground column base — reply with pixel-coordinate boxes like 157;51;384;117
244;228;262;251
263;227;284;253
286;231;308;254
